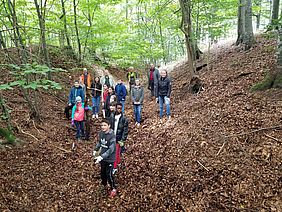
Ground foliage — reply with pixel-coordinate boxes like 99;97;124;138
0;63;64;91
0;128;16;145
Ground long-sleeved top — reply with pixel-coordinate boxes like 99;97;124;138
71;102;85;121
94;129;116;163
156;76;172;97
90;82;102;97
131;85;144;104
115;83;127;102
109;113;129;142
68;86;85;105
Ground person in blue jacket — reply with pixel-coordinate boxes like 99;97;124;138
115;79;127;113
64;80;85;120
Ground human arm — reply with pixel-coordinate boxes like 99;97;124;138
167;78;172;97
121;117;129;141
140;87;144;103
71;104;77;121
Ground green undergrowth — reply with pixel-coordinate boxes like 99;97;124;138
0;128;20;146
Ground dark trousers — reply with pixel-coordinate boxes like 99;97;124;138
100;161;116;190
64;104;74;120
149;80;154;97
74;120;84;139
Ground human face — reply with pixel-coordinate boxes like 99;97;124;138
101;122;110;132
135;79;140;86
103;84;108;90
116;105;122;114
160;70;167;78
108;87;113;93
110;105;115;112
150;64;155;69
74;82;79;87
83;69;87;74
95;77;99;83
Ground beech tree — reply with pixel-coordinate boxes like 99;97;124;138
236;0;255;50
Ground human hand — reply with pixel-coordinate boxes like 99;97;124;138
118;140;124;147
155;98;158;104
71;120;74;126
92;150;97;157
68;103;72;106
95;156;103;164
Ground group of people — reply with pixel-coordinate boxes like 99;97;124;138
64;64;172;198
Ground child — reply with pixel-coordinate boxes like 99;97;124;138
71;96;85;149
104;87;117;118
109;102;128;174
131;79;144;127
102;84;109;118
93;119;117;198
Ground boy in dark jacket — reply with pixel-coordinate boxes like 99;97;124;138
64;80;85;120
156;69;172;122
115;79;127;113
93;119;117;198
109;102;129;174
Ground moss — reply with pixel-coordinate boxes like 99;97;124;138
251;72;275;92
0;128;16;145
273;72;282;88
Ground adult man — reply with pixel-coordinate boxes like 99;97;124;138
126;66;138;92
64;80;85;120
147;63;159;98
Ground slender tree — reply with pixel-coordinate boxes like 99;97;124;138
73;0;81;62
34;0;52;79
60;0;71;48
179;0;195;75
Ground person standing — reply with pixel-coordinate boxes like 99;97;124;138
104;87;117;118
81;68;91;88
127;66;137;92
71;96;85;149
147;63;159;98
64;80;85;120
101;73;114;88
115;79;127;113
131;79;144;127
102;84;109;118
109;102;128;174
91;76;102;119
93;119;117;198
155;69;172;122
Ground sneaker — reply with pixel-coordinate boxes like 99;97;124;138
168;116;171;120
160;119;163;123
136;123;140;127
109;189;117;198
112;168;118;175
96;114;99;119
72;142;76;150
92;114;95;119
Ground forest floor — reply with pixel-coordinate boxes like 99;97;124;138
0;35;281;211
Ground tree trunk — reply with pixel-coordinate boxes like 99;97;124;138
271;0;280;21
61;0;71;47
236;0;254;50
0;30;6;48
73;0;81;62
244;0;254;50
179;0;195;76
34;0;52;79
6;0;27;63
274;28;282;88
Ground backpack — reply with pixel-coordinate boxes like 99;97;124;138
105;76;110;87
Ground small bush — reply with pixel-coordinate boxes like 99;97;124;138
0;128;16;145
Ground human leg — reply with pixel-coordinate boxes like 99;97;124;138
159;96;164;119
164;96;171;117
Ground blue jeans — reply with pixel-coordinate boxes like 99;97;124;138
74;120;84;139
92;96;101;115
159;96;170;118
120;100;125;113
133;104;142;123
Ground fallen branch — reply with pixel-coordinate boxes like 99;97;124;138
264;133;281;143
197;160;209;171
225;125;282;138
50;144;72;153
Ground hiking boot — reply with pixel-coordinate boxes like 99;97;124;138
109;189;117;198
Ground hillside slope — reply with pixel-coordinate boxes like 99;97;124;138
0;36;281;211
